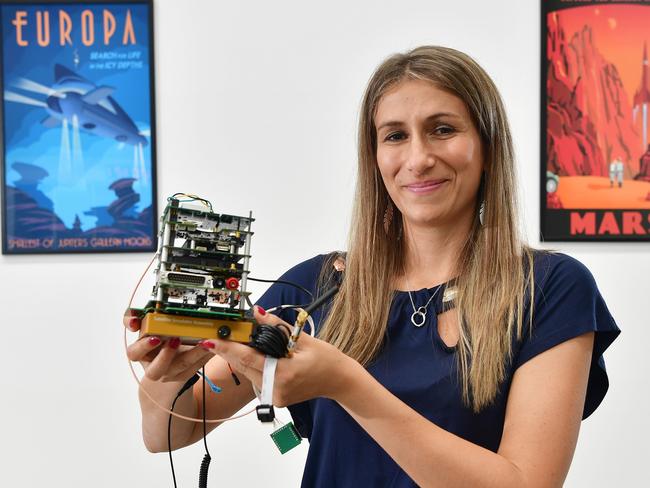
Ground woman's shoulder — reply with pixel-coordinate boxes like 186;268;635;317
524;249;606;319
529;249;596;290
516;250;620;419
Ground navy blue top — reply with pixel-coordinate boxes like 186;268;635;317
255;252;620;487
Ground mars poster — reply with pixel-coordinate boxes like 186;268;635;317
542;0;650;241
0;0;156;254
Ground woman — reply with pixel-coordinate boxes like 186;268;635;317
126;46;620;487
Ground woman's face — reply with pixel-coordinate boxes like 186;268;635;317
374;79;484;230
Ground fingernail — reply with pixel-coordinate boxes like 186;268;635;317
200;340;215;349
148;336;161;346
169;337;181;349
257;306;267;316
128;317;139;330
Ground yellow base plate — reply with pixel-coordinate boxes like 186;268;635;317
141;311;256;344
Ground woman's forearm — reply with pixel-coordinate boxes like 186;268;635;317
333;360;525;488
138;377;197;453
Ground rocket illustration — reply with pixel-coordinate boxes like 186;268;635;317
633;43;650;150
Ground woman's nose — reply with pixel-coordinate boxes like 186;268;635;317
406;134;436;174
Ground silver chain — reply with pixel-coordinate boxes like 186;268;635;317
404;276;442;327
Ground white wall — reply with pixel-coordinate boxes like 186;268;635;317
1;0;646;486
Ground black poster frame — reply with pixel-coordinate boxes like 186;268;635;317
0;0;157;254
541;0;650;242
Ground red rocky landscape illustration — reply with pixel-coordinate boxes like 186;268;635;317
546;5;650;210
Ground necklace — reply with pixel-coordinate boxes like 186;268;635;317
404;277;442;327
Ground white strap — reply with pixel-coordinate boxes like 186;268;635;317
261;356;278;406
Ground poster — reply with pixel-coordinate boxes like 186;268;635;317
541;0;650;241
0;0;156;254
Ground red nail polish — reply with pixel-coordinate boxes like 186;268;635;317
169;337;181;349
148;336;161;346
201;340;215;349
257;306;267;316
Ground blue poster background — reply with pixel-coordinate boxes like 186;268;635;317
1;2;156;253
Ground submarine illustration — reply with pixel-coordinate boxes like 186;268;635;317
5;64;147;146
43;64;147;146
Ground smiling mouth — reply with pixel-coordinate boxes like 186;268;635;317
404;179;449;193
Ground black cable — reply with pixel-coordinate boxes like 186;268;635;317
168;374;201;488
304;285;339;315
249;285;341;358
198;366;211;488
250;324;290;357
165;285;342;484
168;396;180;488
247;277;314;300
199;454;211;488
201;368;211;456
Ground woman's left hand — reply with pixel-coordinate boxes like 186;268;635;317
200;306;356;407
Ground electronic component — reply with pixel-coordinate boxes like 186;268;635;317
125;196;344;488
270;422;302;454
131;196;256;345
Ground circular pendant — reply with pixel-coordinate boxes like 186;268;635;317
411;307;427;327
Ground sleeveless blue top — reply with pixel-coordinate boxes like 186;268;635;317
255;252;620;487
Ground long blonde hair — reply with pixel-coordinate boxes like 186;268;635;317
318;46;535;412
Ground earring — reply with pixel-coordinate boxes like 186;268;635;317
478;171;486;226
383;201;394;234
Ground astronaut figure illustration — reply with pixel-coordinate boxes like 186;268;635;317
609;157;624;188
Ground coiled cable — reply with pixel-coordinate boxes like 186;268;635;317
250;324;290;358
198;453;211;488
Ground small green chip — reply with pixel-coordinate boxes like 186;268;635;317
270;422;302;454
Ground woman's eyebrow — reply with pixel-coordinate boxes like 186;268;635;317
376;112;462;132
376;120;404;132
425;112;461;122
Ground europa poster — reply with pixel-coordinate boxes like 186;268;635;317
542;0;650;241
0;0;156;254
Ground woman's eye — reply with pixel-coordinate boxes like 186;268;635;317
385;131;406;142
433;126;455;136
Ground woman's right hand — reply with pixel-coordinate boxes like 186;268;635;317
125;310;257;452
123;311;215;382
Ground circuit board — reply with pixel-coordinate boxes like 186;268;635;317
133;197;257;344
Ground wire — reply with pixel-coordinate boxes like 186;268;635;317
124;328;257;423
125;253;256;423
168;374;201;488
227;362;241;386
199;366;212;488
287;285;340;353
250;324;290;358
170;193;213;212
197;370;222;393
266;303;310;313
248;277;314;300
125;256;317;422
127;252;158;312
304;285;339;315
168;395;180;488
199;454;211;488
201;367;211;457
266;305;315;337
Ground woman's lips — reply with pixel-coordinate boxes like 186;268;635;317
404;179;448;193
